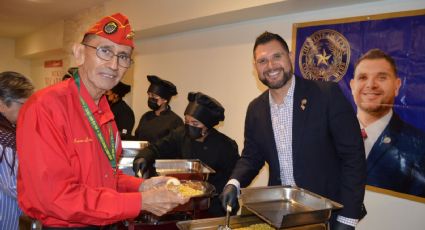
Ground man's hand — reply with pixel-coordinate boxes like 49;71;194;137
138;176;176;192
133;158;149;178
333;222;355;230
219;184;239;215
141;185;189;216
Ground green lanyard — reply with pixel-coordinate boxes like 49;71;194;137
74;72;116;169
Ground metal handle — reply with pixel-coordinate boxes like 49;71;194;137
225;205;232;229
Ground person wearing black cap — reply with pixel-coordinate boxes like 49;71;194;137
133;92;240;217
134;75;183;143
106;81;135;140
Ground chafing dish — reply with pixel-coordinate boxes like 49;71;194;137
176;215;327;230
118;141;149;175
177;186;342;230
240;186;343;229
154;159;216;181
121;140;149;157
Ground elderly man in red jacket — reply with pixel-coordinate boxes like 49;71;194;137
17;13;188;229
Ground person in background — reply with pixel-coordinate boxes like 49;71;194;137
0;71;34;230
62;67;78;81
134;75;183;143
133;92;239;217
350;48;425;197
16;13;188;229
220;31;366;230
106;81;135;140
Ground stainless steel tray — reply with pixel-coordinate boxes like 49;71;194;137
121;141;149;157
240;186;343;229
118;141;149;175
176;215;328;230
154;159;216;181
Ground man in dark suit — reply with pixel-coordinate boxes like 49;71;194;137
220;31;366;230
350;49;425;197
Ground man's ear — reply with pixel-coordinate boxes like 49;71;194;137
394;77;402;97
72;43;85;66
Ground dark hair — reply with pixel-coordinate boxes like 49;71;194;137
0;71;34;106
354;49;397;75
82;34;97;44
253;31;289;57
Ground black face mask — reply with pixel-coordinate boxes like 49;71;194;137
185;124;203;139
148;98;160;111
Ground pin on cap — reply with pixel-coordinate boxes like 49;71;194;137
85;13;135;48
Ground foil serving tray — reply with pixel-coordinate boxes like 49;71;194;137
240;186;343;229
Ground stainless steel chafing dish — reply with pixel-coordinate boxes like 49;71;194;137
177;186;342;230
118;141;149;175
176;215;327;230
121;140;149;156
154;159;216;181
240;186;343;229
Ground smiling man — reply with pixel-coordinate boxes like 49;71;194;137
220;31;367;230
16;13;188;229
350;48;425;197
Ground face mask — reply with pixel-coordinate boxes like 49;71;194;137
148;98;160;111
185;124;203;139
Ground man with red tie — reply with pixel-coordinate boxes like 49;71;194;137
350;48;425;197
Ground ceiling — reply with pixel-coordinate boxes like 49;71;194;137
0;0;383;40
0;0;109;39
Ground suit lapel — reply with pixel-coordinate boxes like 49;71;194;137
292;77;309;164
367;114;400;171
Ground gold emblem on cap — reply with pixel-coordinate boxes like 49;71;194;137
126;31;135;40
104;21;118;34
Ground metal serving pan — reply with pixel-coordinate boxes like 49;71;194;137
154;159;216;181
118;141;149;175
240;186;343;229
121;141;149;157
176;215;327;230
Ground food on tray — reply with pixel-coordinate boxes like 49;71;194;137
166;181;204;197
234;223;274;230
166;178;181;186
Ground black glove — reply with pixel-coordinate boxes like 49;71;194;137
333;221;355;230
219;184;239;215
132;157;149;178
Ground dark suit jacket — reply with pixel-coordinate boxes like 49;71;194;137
231;76;366;219
367;113;425;197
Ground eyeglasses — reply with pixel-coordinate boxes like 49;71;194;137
82;44;134;68
255;52;286;66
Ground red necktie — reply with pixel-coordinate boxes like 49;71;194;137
361;128;368;139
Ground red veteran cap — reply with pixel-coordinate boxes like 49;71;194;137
85;13;135;48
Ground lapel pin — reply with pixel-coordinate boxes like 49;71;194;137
301;98;307;111
383;136;391;144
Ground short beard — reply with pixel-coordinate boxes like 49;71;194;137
260;68;293;89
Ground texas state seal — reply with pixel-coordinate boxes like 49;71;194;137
298;29;350;82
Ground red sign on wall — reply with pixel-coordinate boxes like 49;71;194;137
44;60;63;68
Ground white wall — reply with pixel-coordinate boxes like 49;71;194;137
132;0;425;229
0;38;31;77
